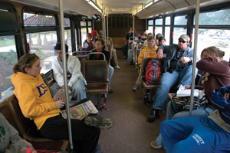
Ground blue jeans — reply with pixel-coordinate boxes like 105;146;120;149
50;79;87;104
72;79;87;102
108;65;114;87
154;106;214;147
160;116;230;153
152;65;192;110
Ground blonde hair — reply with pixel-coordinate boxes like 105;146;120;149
13;53;39;73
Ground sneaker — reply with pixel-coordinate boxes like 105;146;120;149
150;140;162;149
115;65;120;70
84;115;112;129
132;85;138;92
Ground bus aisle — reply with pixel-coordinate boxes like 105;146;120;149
99;51;165;153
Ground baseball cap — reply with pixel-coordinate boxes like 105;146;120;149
179;34;190;42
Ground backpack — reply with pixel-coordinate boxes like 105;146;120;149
144;59;162;85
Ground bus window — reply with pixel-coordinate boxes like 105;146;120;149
65;29;72;53
81;28;87;46
64;18;72;52
165;16;171;45
0;35;17;101
155;18;163;34
26;31;57;73
173;27;187;44
193;29;230;61
173;15;187;44
193;9;230;61
80;21;87;47
147;19;153;33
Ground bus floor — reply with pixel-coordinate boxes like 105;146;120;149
99;52;165;153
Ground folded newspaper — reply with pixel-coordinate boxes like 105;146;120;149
61;100;99;120
176;89;204;97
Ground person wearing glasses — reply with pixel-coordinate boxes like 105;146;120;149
148;34;193;122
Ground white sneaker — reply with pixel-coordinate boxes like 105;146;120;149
115;65;120;69
150;140;162;149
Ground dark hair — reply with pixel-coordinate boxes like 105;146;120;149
158;36;165;42
13;53;39;73
54;43;68;53
95;39;105;46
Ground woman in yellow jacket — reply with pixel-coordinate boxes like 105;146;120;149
132;36;163;91
11;53;100;153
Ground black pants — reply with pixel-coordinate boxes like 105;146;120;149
40;115;100;153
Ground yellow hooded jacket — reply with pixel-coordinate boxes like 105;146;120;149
11;72;60;129
137;46;158;65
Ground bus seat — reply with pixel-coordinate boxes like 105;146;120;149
0;95;68;150
82;60;109;107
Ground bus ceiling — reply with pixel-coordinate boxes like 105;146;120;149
8;0;230;18
9;0;101;17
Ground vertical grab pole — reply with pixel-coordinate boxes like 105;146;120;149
189;0;200;115
102;13;107;45
106;15;109;39
132;15;135;40
58;0;74;150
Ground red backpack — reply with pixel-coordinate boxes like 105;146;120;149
144;59;162;85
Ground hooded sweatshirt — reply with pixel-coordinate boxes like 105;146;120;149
11;72;60;129
0;113;33;153
196;59;230;101
137;46;158;64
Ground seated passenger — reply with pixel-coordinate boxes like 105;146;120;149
51;43;87;103
106;37;120;69
160;85;230;153
132;36;159;91
151;46;230;149
148;34;193;122
83;33;94;51
0;113;36;153
11;53;100;153
90;39;114;92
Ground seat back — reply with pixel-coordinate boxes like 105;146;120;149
83;60;108;83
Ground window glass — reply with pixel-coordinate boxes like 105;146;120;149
173;27;187;44
165;16;171;25
148;20;153;26
88;27;92;33
0;35;17;101
174;15;187;25
165;27;170;45
75;29;79;50
88;21;92;26
64;18;70;27
80;21;86;27
23;13;55;26
193;28;230;61
155;27;163;35
26;31;57;73
146;26;153;34
198;9;230;25
155;18;163;25
65;29;72;53
81;28;87;46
